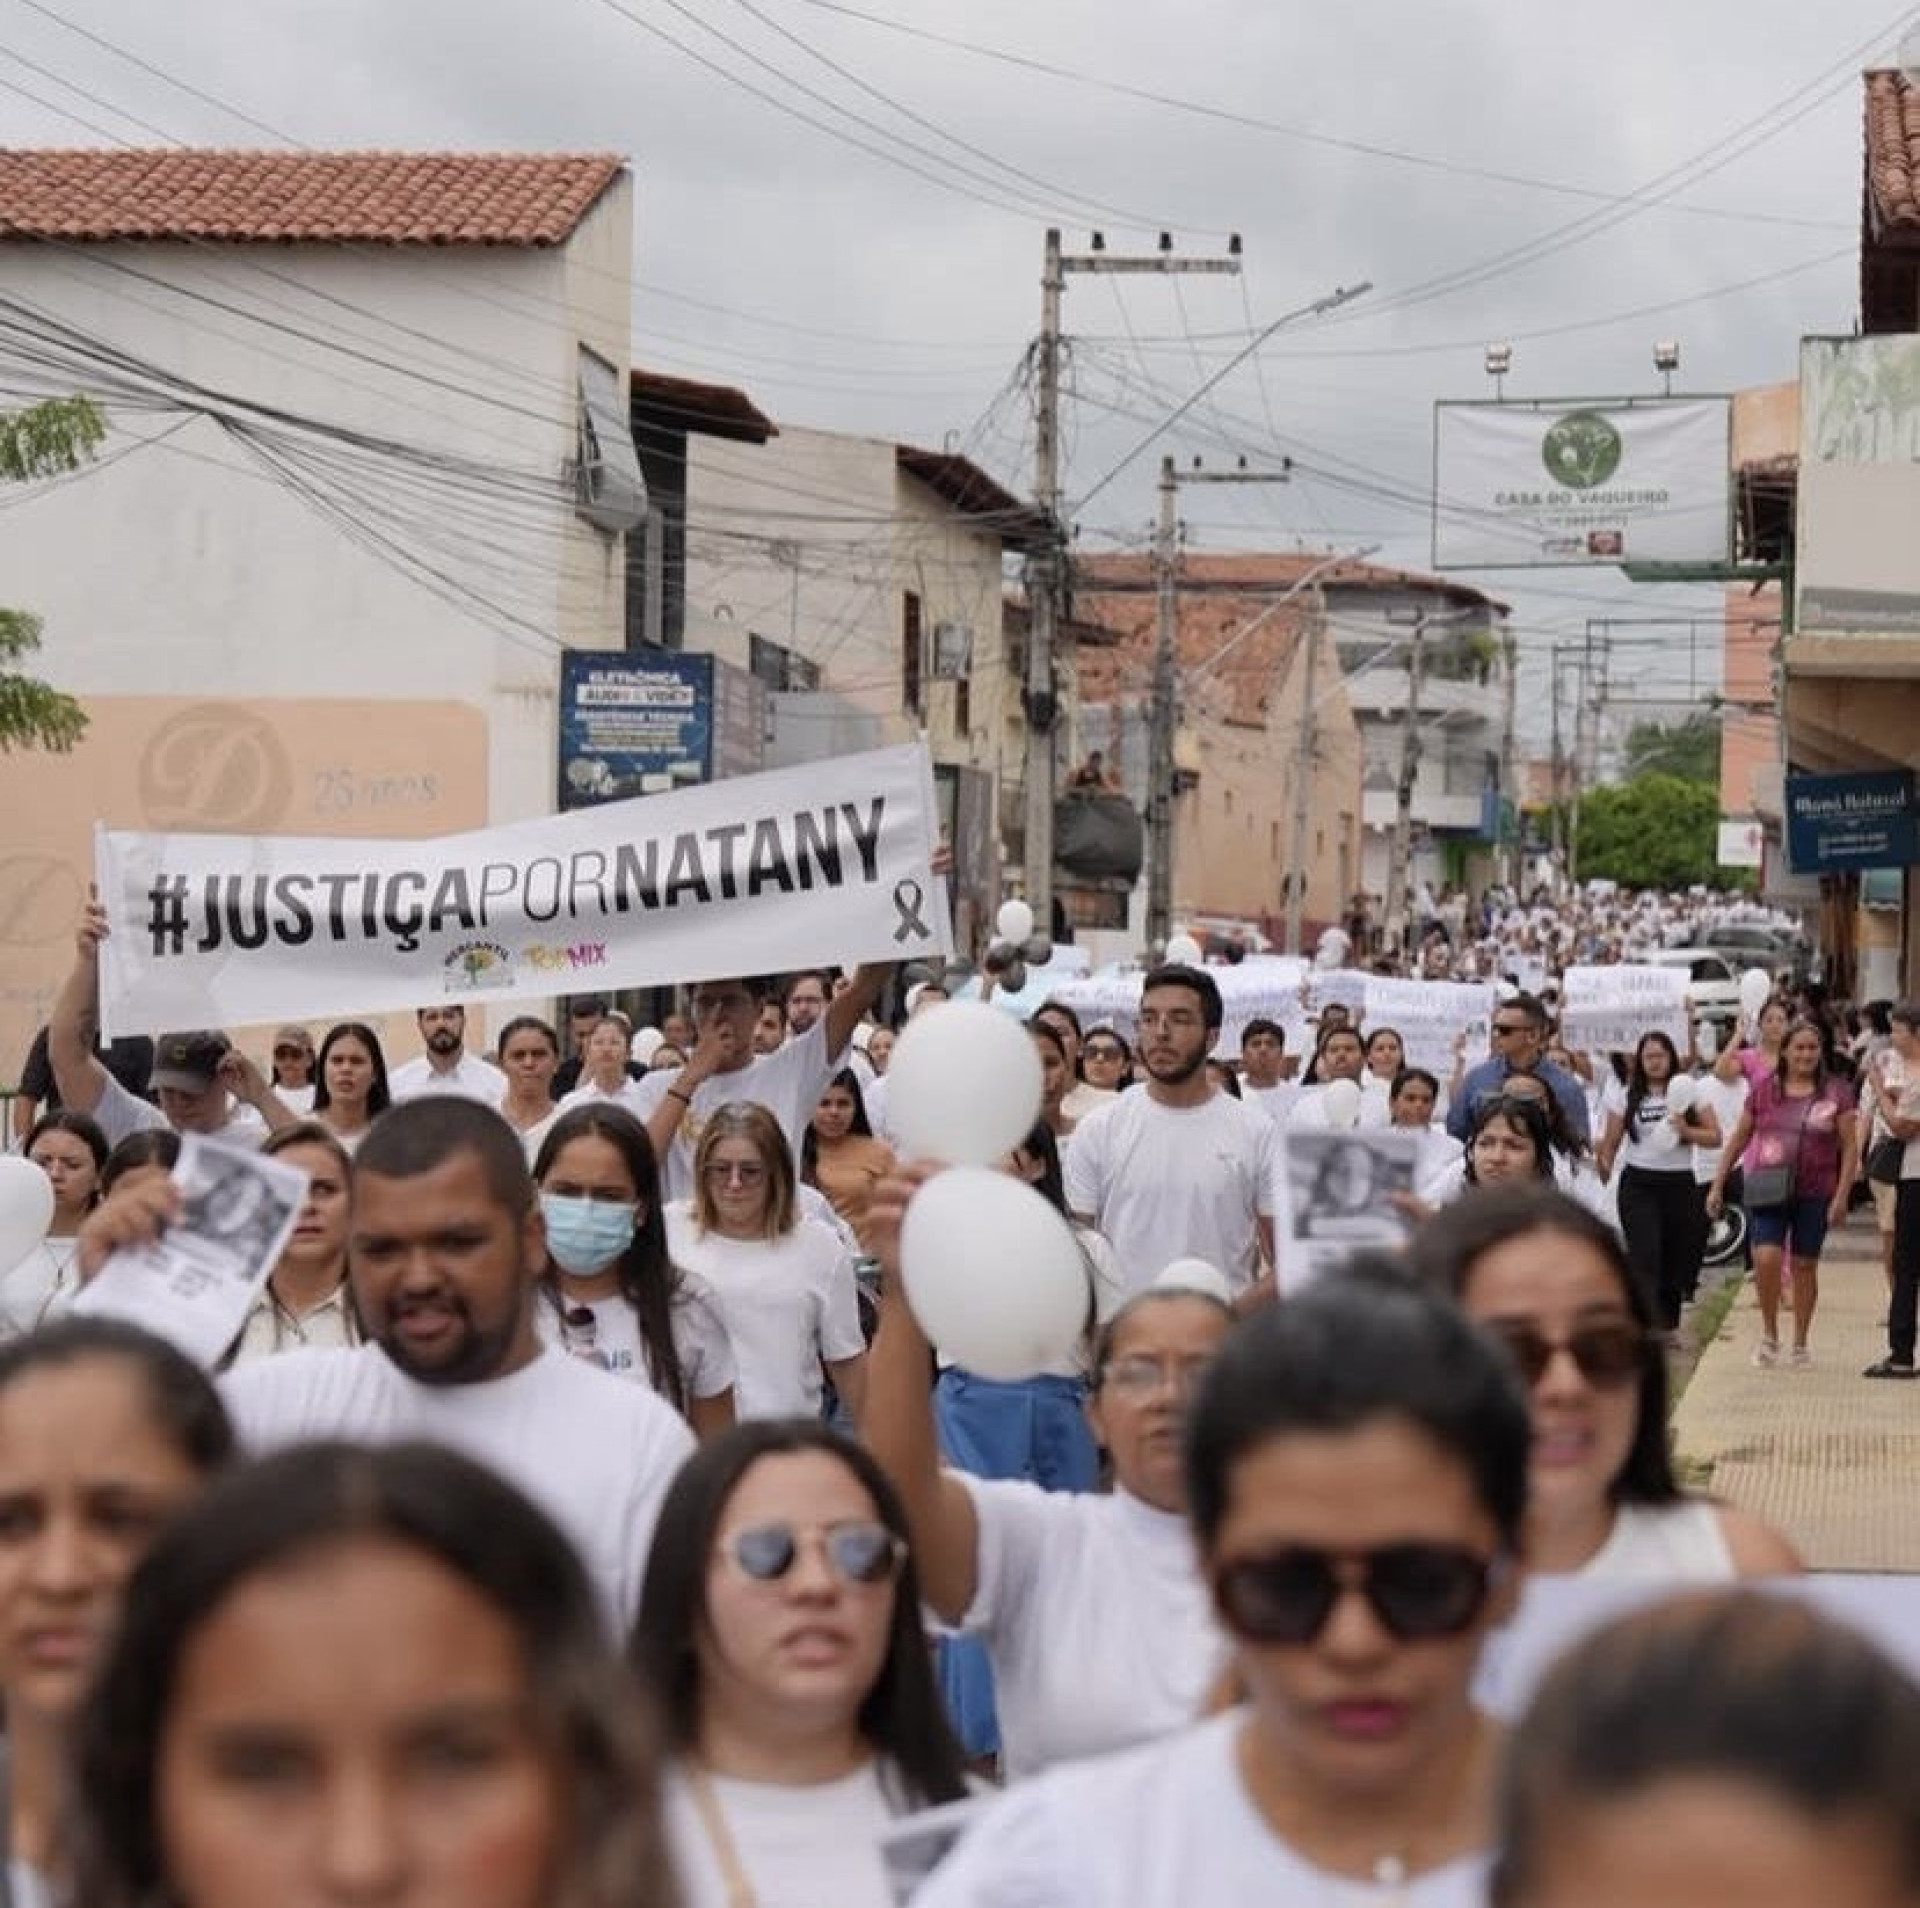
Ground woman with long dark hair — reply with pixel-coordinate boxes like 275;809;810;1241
1413;1182;1799;1577
633;1418;966;1907
1596;1031;1722;1340
1708;1018;1859;1369
308;1019;392;1154
72;1440;673;1908
0;1318;234;1903
801;1066;896;1247
533;1104;735;1438
3;1109;108;1336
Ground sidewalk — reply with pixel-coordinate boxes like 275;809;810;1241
1670;1210;1920;1570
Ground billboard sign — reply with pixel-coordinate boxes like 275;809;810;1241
1432;397;1731;569
557;651;764;809
1715;817;1764;869
1797;335;1920;634
1784;770;1918;873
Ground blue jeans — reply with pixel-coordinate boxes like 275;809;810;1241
932;1369;1096;1756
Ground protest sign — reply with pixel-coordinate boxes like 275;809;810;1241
1558;963;1689;1055
95;744;951;1035
1362;977;1494;1077
1046;958;1310;1059
1274;1127;1423;1291
74;1135;307;1365
1304;967;1369;1022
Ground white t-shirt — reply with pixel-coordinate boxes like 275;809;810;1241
533;1274;736;1403
1601;1074;1694;1176
1692;1072;1748;1186
664;1759;899;1908
1239;1081;1299;1126
956;1478;1224;1780
273;1082;316;1115
631;1020;841;1202
555;1075;655;1120
663;1207;865;1419
219;1343;693;1627
1064;1090;1277;1294
0;1236;79;1339
915;1709;1489;1907
89;1071;267;1151
1286;1083;1390;1130
386;1049;507;1107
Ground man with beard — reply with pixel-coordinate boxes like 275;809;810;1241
77;1097;693;1628
1065;965;1279;1303
387;1003;507;1107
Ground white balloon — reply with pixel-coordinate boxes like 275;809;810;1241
1165;933;1204;966
0;1157;54;1272
995;898;1036;945
1665;1074;1697;1115
902;1168;1090;1379
1738;967;1773;1016
1320;1078;1363;1129
885;999;1042;1166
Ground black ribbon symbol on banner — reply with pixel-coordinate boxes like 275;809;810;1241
892;879;931;943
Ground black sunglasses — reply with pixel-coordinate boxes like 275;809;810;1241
718;1520;905;1587
1213;1542;1503;1645
1487;1318;1648;1390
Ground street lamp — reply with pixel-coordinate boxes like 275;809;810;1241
1653;340;1680;398
1484;342;1513;401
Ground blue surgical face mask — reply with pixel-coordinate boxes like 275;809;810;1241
539;1194;638;1275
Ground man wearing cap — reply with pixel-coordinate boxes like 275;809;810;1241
269;1025;317;1114
48;902;298;1148
388;1005;508;1107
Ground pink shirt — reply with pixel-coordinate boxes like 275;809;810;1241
1744;1075;1854;1201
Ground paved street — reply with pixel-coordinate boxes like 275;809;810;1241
1671;1211;1920;1571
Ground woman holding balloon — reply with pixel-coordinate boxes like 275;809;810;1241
865;1001;1233;1778
1594;1032;1721;1342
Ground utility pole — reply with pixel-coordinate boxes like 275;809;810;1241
1282;584;1326;956
1498;627;1518;893
1023;228;1241;932
1384;610;1433;959
1144;454;1290;947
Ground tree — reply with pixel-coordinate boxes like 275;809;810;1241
0;395;103;754
1575;772;1726;889
1620;713;1719;786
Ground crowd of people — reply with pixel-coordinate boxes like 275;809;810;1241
0;888;1912;1907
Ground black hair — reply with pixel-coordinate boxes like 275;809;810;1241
499;1013;562;1057
1624;1030;1683;1135
356;1097;534;1216
631;1420;967;1811
1463;1094;1556;1184
566;996;610;1020
1491;1591;1920;1904
798;1066;877;1195
100;1127;181;1196
1141;962;1223;1031
1034;998;1083;1040
1012;1118;1068;1215
783;969;835;1004
1240;1018;1286;1048
1303;1020;1365;1087
71;1442;670;1908
1390;1066;1441;1106
533;1104;690;1416
1408;1182;1677;1506
23;1107;109;1192
1364;1025;1406;1064
1206;1059;1243;1099
0;1317;233;1474
1505;992;1550;1033
1892;998;1920;1037
311;1020;393;1120
1184;1254;1530;1552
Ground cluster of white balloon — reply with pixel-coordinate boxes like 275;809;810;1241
887;1000;1089;1379
980;899;1055;997
0;1156;53;1274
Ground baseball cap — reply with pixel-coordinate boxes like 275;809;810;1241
150;1030;230;1094
273;1024;313;1053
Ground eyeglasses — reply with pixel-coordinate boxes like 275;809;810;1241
273;1044;309;1059
1486;1318;1648;1390
1212;1542;1504;1645
1100;1354;1213;1399
1084;1045;1127;1063
1490;1021;1534;1037
704;1159;767;1187
717;1520;905;1587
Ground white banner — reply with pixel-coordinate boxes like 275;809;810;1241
1433;398;1731;569
95;743;952;1036
1558;963;1688;1055
1046;958;1310;1060
1363;976;1494;1077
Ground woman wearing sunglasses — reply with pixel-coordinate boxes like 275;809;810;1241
1413;1183;1799;1577
917;1258;1527;1904
1076;1027;1133;1102
533;1105;736;1437
633;1418;966;1907
667;1103;868;1425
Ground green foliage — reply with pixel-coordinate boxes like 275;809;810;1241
1621;714;1719;786
0;396;100;754
1576;772;1727;889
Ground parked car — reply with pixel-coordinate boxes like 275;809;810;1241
1646;948;1742;1040
1705;923;1812;988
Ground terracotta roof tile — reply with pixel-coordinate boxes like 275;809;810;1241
0;149;625;247
1863;71;1920;232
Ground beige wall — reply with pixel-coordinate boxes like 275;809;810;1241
0;696;488;1091
1720;584;1781;817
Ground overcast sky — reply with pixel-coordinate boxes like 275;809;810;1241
4;0;1908;756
